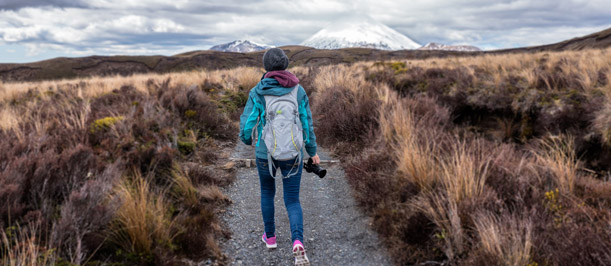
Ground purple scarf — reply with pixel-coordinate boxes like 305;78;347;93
264;70;300;88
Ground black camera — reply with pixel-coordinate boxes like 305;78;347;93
304;158;327;178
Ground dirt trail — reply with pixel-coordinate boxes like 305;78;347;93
219;142;391;265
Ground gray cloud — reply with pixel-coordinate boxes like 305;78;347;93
0;0;88;10
0;0;609;62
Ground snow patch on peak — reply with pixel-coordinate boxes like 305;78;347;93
210;40;273;53
301;17;420;50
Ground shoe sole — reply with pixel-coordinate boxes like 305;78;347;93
293;246;310;266
261;235;277;249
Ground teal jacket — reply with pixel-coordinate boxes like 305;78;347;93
239;77;317;159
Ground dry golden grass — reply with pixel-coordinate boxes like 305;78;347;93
0;66;264;141
170;163;199;207
440;143;490;204
111;171;177;256
197;185;229;203
396;140;439;191
0;66;264;103
533;135;579;194
401;48;611;93
593;100;611;146
3;46;611;265
0;64;253;264
0;107;21;136
474;212;533;266
312;63;371;95
380;98;439;190
1;222;58;266
233;66;265;92
312;48;611;264
412;192;464;260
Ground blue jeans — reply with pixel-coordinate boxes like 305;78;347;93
256;157;303;243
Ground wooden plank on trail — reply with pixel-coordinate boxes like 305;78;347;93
228;158;341;168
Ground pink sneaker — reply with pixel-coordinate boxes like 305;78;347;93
292;240;310;266
261;233;277;249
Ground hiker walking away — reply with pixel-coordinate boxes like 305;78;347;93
239;48;319;266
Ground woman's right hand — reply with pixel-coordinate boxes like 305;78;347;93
311;154;320;165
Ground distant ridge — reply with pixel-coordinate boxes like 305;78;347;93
209;40;272;53
494;26;611;52
0;46;464;82
1;27;610;82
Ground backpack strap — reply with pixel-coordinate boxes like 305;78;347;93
284;151;302;178
268;153;277;178
268;151;301;179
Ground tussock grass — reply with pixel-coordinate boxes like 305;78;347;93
169;163;199;207
3;48;611;265
311;63;372;96
1;222;58;266
0;67;241;264
0;107;21;138
533;135;579;194
473;212;533;266
412;192;464;260
311;48;611;265
440;143;490;204
593;99;611;146
111;172;176;256
0;66;264;104
380;98;439;190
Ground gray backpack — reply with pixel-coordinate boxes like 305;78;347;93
262;85;303;178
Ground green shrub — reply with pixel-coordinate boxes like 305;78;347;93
89;116;124;133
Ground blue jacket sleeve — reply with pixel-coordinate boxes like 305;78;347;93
298;87;317;157
239;91;261;145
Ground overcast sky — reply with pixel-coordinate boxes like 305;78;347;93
0;0;609;63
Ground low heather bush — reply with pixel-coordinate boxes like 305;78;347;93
159;82;235;140
311;56;611;265
311;84;379;155
0;72;239;264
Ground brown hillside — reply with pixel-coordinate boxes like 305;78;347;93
0;46;475;82
494;27;611;53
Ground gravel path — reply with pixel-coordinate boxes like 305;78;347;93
219;142;391;266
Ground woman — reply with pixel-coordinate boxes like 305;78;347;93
239;48;320;266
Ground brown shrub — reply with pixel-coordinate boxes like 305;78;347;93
532;209;611;266
158;83;235;140
52;164;121;264
173;206;224;260
311;84;379;155
0;68;241;264
593;99;611;147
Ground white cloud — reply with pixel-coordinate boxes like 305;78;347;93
1;26;44;42
0;0;609;61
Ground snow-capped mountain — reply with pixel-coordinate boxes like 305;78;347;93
418;42;481;52
209;40;273;53
301;17;420;50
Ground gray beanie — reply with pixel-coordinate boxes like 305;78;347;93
263;48;289;71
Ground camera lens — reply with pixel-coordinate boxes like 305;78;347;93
304;158;326;178
316;168;327;178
